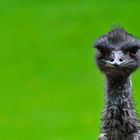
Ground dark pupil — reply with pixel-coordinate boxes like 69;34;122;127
129;48;138;54
99;48;105;54
99;48;109;56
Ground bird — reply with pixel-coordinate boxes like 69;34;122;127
94;27;140;140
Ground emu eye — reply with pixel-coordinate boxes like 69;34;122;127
98;48;106;55
128;46;139;57
96;45;111;57
123;46;139;56
129;47;138;54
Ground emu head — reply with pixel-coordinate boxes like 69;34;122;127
95;28;140;78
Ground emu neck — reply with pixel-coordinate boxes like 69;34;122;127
104;76;139;138
106;76;132;97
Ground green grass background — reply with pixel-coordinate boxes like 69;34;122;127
1;0;140;139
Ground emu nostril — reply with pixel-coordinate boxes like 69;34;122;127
110;58;114;62
119;58;123;62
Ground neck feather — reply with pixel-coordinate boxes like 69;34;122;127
103;76;140;137
106;76;132;97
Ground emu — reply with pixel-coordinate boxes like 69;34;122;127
94;28;140;140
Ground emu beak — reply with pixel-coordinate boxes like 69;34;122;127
104;51;126;67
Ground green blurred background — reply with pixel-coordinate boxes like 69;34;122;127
1;0;140;139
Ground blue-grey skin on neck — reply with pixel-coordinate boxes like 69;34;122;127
95;28;140;140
